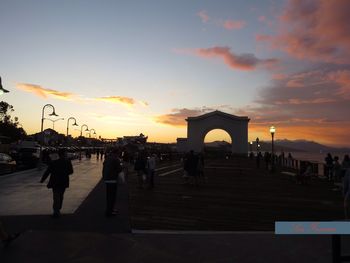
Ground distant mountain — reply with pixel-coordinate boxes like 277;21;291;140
205;140;231;148
275;139;350;153
205;139;350;153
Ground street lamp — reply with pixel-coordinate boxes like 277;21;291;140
39;104;58;165
67;117;78;136
270;126;276;172
249;141;253;153
41;104;58;134
0;76;10;94
88;129;96;138
256;137;260;152
45;117;64;130
80;124;89;137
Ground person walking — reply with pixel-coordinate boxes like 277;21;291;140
102;148;122;217
187;150;199;186
197;153;205;183
325;153;334;181
134;151;147;189
343;168;350;219
40;149;73;218
333;156;342;182
256;151;262;168
146;154;156;189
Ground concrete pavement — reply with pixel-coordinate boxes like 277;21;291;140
1;157;349;262
0;158;104;216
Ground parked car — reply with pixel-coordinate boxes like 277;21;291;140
17;147;40;168
0;153;16;175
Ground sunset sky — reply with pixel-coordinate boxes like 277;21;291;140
1;0;350;146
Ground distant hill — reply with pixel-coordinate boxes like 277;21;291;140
205;139;350;153
205;140;231;148
275;139;350;153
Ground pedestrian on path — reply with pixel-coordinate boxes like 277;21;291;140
134;151;147;189
187;150;199;186
256;152;262;168
197;153;206;184
325;153;334;181
146;154;156;189
343;168;350;219
102;148;122;217
40;149;74;218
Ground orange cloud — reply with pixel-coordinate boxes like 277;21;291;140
16;83;75;100
193;46;278;71
326;70;350;96
257;0;350;64
95;96;135;106
275;98;336;105
139;101;149;107
223;20;246;30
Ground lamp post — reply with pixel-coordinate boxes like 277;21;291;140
249;141;253;153
88;129;96;138
41;104;58;134
0;76;10;94
39;104;58;165
80;124;89;137
270;126;276;172
67;117;78;137
256;137;260;152
45;117;64;130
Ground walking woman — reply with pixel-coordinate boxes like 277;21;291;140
40;149;73;218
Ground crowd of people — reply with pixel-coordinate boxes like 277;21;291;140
253;151;295;170
323;153;350;219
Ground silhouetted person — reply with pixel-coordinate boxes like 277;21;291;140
187;150;199;186
146;154;156;189
343;168;350;219
197;153;205;183
100;149;105;160
280;151;285;166
40;149;73;218
96;149;100;159
264;152;270;170
333;156;342;182
325;153;334;181
0;220;20;247
287;152;293;167
296;161;312;185
134;151;147;189
256;152;262;168
102;148;122;217
342;155;350;170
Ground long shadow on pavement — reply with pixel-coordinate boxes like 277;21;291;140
2;179;131;234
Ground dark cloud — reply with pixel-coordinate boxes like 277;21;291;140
194;46;278;71
257;0;350;64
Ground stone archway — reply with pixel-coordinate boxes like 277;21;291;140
177;110;249;154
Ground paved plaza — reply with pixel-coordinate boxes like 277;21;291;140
0;156;349;262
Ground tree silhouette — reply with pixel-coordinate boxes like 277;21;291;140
0;101;26;142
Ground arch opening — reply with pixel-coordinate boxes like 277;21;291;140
203;129;232;157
